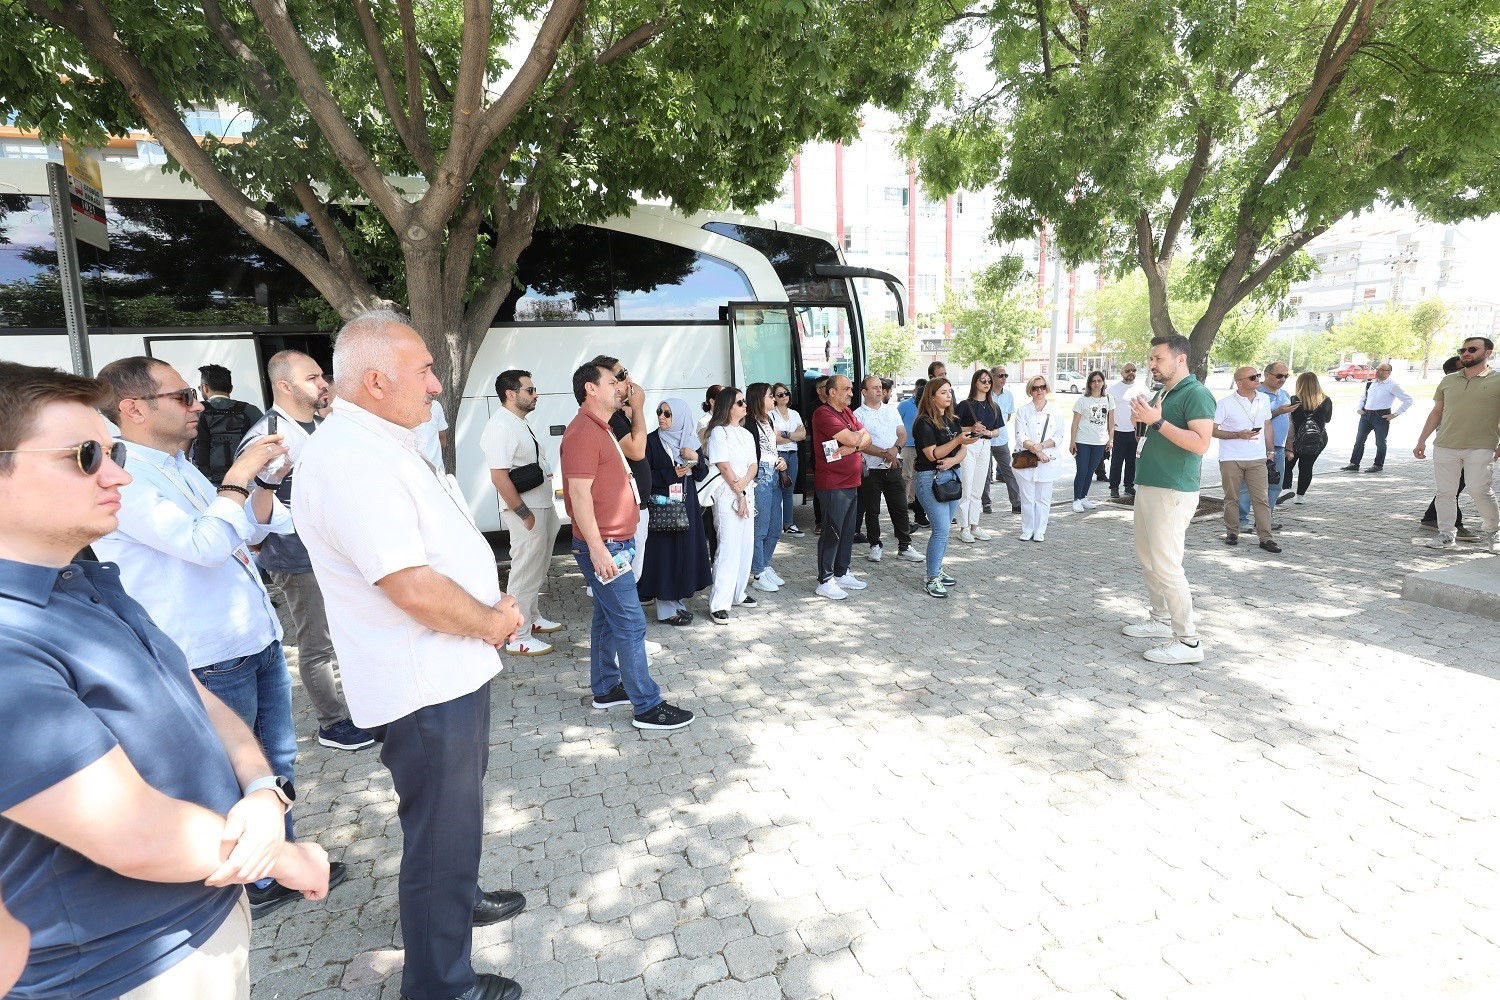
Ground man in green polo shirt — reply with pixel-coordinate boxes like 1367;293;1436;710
1414;336;1500;552
1121;334;1217;664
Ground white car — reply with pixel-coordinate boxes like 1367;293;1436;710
1054;371;1086;393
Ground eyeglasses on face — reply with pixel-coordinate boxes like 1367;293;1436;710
656;407;672;417
978;377;992;383
520;386;538;395
1267;372;1287;378
773;391;790;398
130;387;200;407
0;439;128;475
995;373;1009;379
1030;384;1048;393
613;368;629;381
733;399;747;407
1244;373;1262;381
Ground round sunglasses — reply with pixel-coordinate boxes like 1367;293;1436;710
1;439;128;475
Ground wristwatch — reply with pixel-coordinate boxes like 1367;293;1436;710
244;774;296;812
1150;418;1165;431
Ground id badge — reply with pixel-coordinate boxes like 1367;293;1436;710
669;484;683;502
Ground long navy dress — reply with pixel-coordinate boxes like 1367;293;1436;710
638;429;713;603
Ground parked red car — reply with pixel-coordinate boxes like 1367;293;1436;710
1329;362;1378;382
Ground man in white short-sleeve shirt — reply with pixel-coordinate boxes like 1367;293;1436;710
1212;366;1279;552
481;368;562;656
294;311;528;1000
854;375;919;563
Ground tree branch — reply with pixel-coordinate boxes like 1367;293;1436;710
245;0;411;227
473;0;588;152
1228;228;1325;310
199;0;278;103
1159;121;1212;260
350;0;435;175
1034;0;1053;78
397;0;431;153
461;186;541;347
551;18;668;105
421;49;454;103
290;180;376;299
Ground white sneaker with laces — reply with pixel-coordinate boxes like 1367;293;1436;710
1122;618;1174;639
1019;532;1033;542
898;546;924;562
752;574;779;593
1426;533;1458;551
762;566;785;587
1072;500;1085;512
834;573;867;591
972;527;992;540
505;638;553;656
532;616;563;634
1144;640;1205;664
644;640;663;655
816;580;848;601
1081;498;1097;510
867;545;883;562
959;527;976;543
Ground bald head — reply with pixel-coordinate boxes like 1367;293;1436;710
267;350;327;420
1233;366;1261;398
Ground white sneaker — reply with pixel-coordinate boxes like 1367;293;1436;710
1019;532;1033;542
816;580;848;601
505;638;553;656
1072;500;1085;512
752;574;780;593
762;566;785;587
1122;618;1174;639
1081;499;1097;510
959;527;976;543
972;527;992;540
867;545;883;562
644;640;663;655
1144;640;1205;664
1426;533;1458;551
532;617;564;634
834;573;867;591
1033;534;1045;542
898;546;924;562
1295;495;1309;505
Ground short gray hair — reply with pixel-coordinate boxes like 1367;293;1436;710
332;309;410;395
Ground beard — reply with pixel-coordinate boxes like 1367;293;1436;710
289;384;323;413
1462;354;1487;369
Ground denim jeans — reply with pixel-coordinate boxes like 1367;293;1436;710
914;470;957;579
1240;446;1284;523
1073;442;1107;500
778;450;799;528
193;640;297;839
1350;411;1391;468
572;539;662;715
752;465;781;575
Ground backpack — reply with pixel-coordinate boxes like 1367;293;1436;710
193;400;254;485
1294;413;1327;456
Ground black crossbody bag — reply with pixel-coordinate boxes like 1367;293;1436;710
508;424;546;494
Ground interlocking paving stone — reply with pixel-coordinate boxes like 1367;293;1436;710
255;422;1500;999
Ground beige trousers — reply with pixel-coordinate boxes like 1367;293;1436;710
500;484;561;628
121;893;250;1000
1220;459;1271;541
1132;486;1200;641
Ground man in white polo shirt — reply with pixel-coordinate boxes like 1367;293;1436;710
294;311;527;1000
1212;366;1281;553
481;368;562;656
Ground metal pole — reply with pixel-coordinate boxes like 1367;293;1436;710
46;162;94;376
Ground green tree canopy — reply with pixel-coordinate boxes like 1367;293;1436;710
940;257;1039;368
1409;298;1452;378
1210;307;1277;369
1330;307;1416;362
864;320;915;378
4;0;936;452
1088;271;1207;367
900;0;1500;375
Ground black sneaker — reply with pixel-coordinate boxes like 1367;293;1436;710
591;684;630;709
1278;491;1295;504
1363;466;1383;473
1010;505;1022;513
738;594;758;608
317;719;376;751
248;862;347;917
1340;464;1359;472
853;533;867;544
1110;489;1120;499
982;505;993;514
633;702;695;731
711;610;729;624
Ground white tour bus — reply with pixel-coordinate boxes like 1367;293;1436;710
0;159;906;531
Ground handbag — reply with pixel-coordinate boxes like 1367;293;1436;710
647;495;690;532
697;468;725;508
1012;415;1049;470
508;424;545;493
932;468;962;502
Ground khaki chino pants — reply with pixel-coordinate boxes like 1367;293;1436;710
120;893;250;1000
500;484;561;629
1219;459;1271;542
1132;485;1200;641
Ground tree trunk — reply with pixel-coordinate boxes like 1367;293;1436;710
1188;298;1235;380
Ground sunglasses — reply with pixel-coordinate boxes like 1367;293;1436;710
1030;385;1048;393
1;439;128;475
1461;347;1484;354
130;387;200;407
1245;373;1262;381
774;391;789;398
733;399;747;407
656;407;672;417
995;374;1009;379
613;368;629;381
1267;372;1287;378
978;377;992;382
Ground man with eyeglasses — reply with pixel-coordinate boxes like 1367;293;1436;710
1414;337;1500;551
1341;362;1413;475
94;357;340;917
0;361;329;999
1106;363;1148;499
982;365;1021;514
482;368;563;656
1212;367;1281;553
1243;361;1296;522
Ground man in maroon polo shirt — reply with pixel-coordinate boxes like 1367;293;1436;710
811;375;872;600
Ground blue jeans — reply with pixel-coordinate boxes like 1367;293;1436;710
778;451;799;527
752;465;781;575
914;470;958;579
1073;443;1107;500
572;539;662;715
1240;446;1284;523
193;640;297;838
1350;411;1391;468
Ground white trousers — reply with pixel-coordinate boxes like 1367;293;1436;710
710;492;754;612
1133;485;1199;640
956;444;989;526
1434;447;1498;534
631;507;650;578
499;485;560;628
1015;470;1053;537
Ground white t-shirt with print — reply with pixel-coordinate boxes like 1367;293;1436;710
1071;394;1114;447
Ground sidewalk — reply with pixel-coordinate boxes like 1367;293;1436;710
257;454;1500;1000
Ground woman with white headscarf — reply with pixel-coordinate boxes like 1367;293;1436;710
638;396;712;625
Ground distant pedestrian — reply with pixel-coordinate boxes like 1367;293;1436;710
1121;335;1216;664
811;375;871;599
1014;376;1063;541
192;363;263;486
1342;362;1413;474
928;361;947;381
593;356;653;578
912;379;969;596
770;382;806;534
1284;373;1332;504
955;369;1001;541
705;387;759;621
1106;363;1147;498
1213;366;1279;552
981;365;1020;514
1069;371;1114;512
640;397;711;624
1414;336;1500;552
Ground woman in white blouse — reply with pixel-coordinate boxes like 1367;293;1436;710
705;387;759;623
1013;375;1064;541
770;382;806;534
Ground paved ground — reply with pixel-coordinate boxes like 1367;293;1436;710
253;416;1500;1000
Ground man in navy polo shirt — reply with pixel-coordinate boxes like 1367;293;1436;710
0;361;329;1000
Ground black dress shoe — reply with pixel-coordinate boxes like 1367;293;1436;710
405;973;522;1000
473;889;527;927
